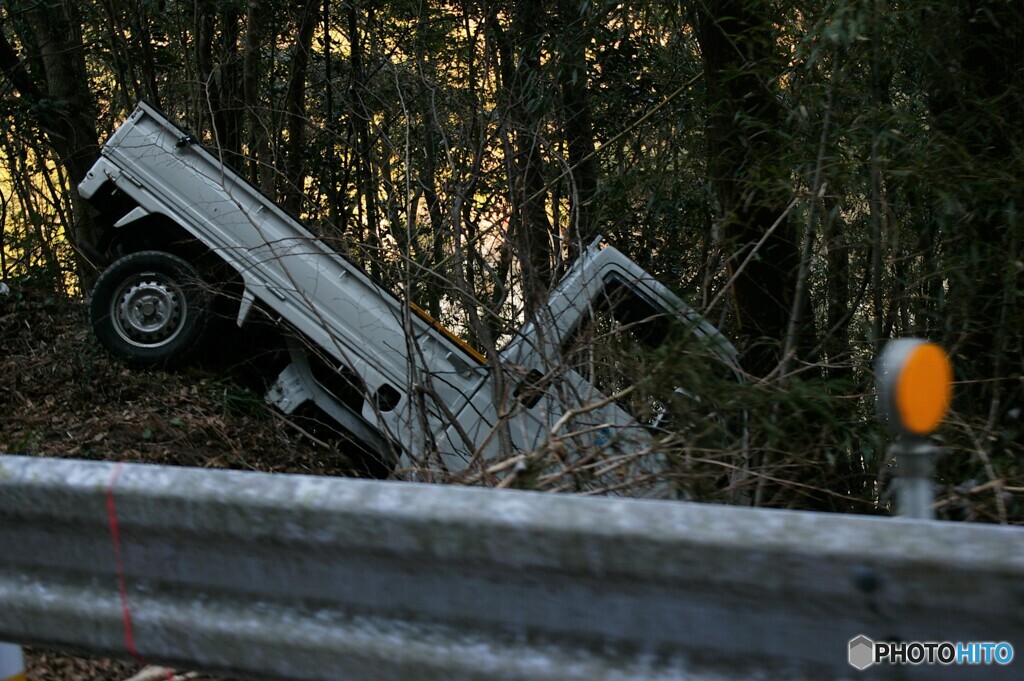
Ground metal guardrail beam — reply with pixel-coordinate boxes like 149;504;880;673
0;455;1021;680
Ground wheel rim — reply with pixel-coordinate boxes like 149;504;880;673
110;273;187;348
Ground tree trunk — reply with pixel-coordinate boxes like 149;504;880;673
347;2;381;271
193;0;216;132
557;0;598;250
242;0;277;195
925;1;1024;420
282;0;319;214
695;0;801;378
491;0;554;311
415;2;445;318
0;0;100;277
128;0;163;108
216;5;243;162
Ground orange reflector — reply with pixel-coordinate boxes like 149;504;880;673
894;343;952;434
877;339;952;436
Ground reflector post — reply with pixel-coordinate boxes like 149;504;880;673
876;339;953;520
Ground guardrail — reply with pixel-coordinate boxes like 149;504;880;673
0;454;1021;680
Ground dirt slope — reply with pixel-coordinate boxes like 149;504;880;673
0;288;360;472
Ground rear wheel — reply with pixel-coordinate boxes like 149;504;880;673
90;250;211;367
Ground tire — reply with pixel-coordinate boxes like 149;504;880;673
89;250;211;367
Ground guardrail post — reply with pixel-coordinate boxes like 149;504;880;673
876;339;953;520
0;642;25;681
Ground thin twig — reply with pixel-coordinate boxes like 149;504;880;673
949;413;1008;524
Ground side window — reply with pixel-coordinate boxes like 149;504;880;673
564;275;672;419
564;273;740;440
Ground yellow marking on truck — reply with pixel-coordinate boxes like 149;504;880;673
409;302;486;365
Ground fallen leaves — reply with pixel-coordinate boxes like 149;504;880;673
0;295;359;475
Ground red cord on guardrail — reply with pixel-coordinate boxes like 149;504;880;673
105;462;173;681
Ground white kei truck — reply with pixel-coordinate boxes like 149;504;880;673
80;101;742;492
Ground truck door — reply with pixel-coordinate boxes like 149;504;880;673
434;261;743;497
537;270;744;495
